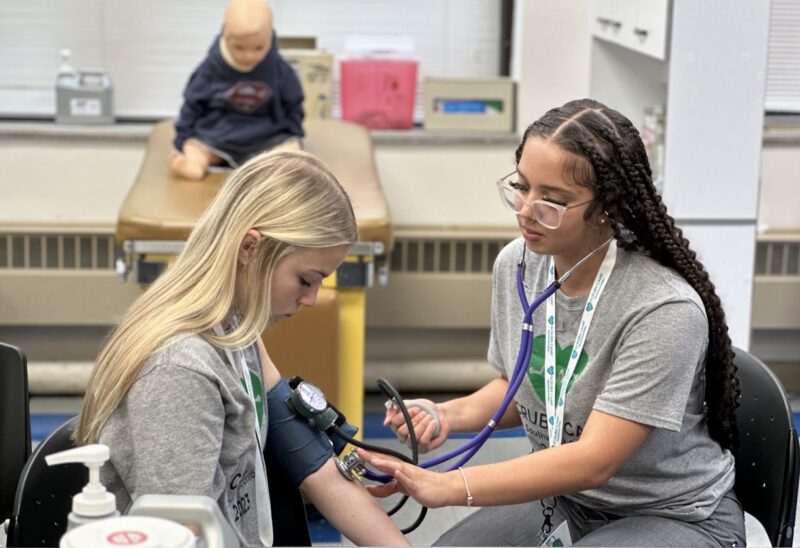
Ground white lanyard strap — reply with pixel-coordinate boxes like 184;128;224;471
213;325;263;442
544;240;617;448
213;324;273;546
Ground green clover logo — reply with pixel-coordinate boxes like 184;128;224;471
527;335;588;403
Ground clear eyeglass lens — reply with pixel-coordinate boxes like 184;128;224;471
532;203;562;229
500;184;563;229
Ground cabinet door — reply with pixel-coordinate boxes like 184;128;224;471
591;0;626;48
630;0;670;60
590;0;669;60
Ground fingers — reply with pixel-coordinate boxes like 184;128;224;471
357;448;404;473
365;480;403;498
386;406;423;431
416;417;439;448
358;449;413;500
392;469;418;500
401;414;433;451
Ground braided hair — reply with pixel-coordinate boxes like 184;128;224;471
516;98;739;452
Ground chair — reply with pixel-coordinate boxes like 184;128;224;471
0;342;31;524
734;346;800;547
265;450;312;546
6;416;83;547
6;415;311;546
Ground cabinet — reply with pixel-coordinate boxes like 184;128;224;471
590;0;670;60
589;0;771;348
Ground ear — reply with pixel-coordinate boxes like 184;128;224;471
238;229;262;266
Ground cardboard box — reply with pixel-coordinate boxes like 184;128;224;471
424;77;515;132
282;49;334;119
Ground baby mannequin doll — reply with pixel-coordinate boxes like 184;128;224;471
170;0;304;180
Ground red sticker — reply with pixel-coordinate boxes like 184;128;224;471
106;530;149;545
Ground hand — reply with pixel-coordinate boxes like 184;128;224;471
383;398;450;453
357;449;455;509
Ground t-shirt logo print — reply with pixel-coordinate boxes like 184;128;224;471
225;82;272;113
527;335;588;404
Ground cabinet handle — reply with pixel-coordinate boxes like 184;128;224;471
596;17;622;30
633;27;649;39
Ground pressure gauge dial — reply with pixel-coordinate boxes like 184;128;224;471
286;378;340;431
296;381;327;413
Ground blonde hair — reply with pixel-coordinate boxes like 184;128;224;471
76;150;357;444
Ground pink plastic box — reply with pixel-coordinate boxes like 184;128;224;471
340;58;418;129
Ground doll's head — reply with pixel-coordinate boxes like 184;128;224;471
221;0;274;72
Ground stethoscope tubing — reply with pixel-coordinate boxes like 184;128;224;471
363;279;558;482
363;236;614;483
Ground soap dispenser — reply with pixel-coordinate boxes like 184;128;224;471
45;444;120;530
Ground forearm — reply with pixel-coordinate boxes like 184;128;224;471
444;440;603;507
300;459;409;546
441;377;521;432
441;411;653;507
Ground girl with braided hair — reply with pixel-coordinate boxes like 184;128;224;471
362;98;744;546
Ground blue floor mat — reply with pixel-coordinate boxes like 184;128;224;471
31;413;75;442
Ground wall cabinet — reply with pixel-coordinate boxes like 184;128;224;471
590;0;670;60
589;0;771;348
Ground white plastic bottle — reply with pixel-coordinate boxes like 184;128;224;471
47;444;197;548
57;48;77;78
45;444;120;529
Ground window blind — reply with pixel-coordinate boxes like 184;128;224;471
0;0;501;120
766;0;800;113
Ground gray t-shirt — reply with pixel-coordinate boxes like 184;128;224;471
489;239;735;520
99;333;270;547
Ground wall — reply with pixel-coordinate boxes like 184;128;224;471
514;0;592;132
760;137;800;232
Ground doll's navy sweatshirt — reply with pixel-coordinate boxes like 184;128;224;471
173;33;304;160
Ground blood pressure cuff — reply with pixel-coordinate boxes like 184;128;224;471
266;378;333;487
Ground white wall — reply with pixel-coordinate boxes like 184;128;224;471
514;0;592;134
0;132;518;231
376;143;516;228
0;139;143;228
759;142;800;231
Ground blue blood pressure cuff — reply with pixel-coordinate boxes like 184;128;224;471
265;378;333;487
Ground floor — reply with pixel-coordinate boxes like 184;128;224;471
2;393;789;547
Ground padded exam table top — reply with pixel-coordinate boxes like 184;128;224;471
116;119;393;252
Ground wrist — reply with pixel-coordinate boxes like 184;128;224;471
437;400;457;432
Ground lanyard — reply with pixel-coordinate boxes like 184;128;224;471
213;324;273;546
543;240;617;448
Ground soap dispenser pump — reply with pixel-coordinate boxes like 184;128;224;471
45;444;120;530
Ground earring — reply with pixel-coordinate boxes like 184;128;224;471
600;219;606;224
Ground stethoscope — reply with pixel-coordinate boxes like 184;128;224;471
360;234;617;485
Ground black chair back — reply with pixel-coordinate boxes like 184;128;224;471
6;416;84;547
0;342;31;523
734;346;800;547
265;448;312;546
